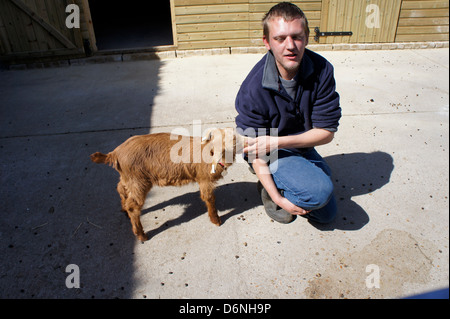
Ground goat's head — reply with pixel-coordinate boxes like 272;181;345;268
201;127;246;174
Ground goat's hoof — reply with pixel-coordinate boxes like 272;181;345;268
137;233;149;242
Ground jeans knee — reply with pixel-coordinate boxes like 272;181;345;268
306;195;337;224
306;179;334;209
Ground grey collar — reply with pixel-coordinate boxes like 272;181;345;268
262;50;314;92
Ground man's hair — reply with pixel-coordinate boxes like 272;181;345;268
262;2;310;39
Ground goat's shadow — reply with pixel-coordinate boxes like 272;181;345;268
141;181;261;240
140;151;394;239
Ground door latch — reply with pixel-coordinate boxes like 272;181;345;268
314;27;353;42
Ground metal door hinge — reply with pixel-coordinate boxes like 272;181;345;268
314;27;353;42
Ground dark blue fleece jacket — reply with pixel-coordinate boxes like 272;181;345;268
235;49;341;142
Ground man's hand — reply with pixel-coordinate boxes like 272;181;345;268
275;197;311;216
251;157;311;216
243;136;278;157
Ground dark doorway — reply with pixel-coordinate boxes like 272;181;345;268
89;0;174;50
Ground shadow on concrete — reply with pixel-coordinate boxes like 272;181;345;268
314;151;395;231
137;151;394;242
141;181;261;241
0;59;163;298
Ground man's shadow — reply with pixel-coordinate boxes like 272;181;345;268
316;151;394;230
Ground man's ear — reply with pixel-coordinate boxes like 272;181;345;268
263;35;271;51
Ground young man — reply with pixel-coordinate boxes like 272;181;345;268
235;2;341;224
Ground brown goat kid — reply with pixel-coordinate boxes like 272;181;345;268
90;128;244;242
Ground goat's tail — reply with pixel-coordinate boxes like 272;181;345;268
90;152;120;170
90;152;108;164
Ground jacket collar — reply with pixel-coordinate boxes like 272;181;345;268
262;49;314;92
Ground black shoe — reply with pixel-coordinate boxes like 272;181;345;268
257;182;296;224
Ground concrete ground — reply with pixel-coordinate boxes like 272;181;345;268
0;48;448;299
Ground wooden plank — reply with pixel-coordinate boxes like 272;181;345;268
2;0;28;52
0;7;12;53
334;0;347;43
50;0;68;38
321;0;402;44
78;0;97;51
325;0;337;43
319;0;330;43
178;21;249;33
341;0;354;42
402;1;449;10
22;0;41;52
1;47;83;58
9;0;76;49
32;0;57;50
178;29;249;41
38;0;83;50
398;17;449;26
396;33;449;41
382;0;403;43
397;25;449;34
248;19;320;33
173;0;449;51
174;1;251;50
175;0;247;6
249;11;321;21
250;2;323;12
400;8;449;18
396;0;449;42
170;0;178;47
249;28;316;42
249;0;322;3
348;0;362;43
176;12;249;24
175;3;248;15
177;38;250;49
56;0;79;46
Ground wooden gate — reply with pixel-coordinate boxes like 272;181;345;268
318;0;402;43
0;0;84;61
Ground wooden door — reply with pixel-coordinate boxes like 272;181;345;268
318;0;402;44
0;0;84;60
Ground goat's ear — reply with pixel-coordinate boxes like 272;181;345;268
201;129;214;144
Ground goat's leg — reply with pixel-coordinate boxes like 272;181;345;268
125;197;148;241
124;183;151;241
117;178;128;212
199;182;221;226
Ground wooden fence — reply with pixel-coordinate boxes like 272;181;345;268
174;0;448;49
0;0;448;63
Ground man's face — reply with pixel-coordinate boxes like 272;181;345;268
263;17;309;80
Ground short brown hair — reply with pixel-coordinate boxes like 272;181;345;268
262;2;310;38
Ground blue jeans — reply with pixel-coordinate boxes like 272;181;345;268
263;148;337;224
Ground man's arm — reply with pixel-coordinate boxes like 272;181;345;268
252;158;310;215
244;128;335;215
244;128;334;156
